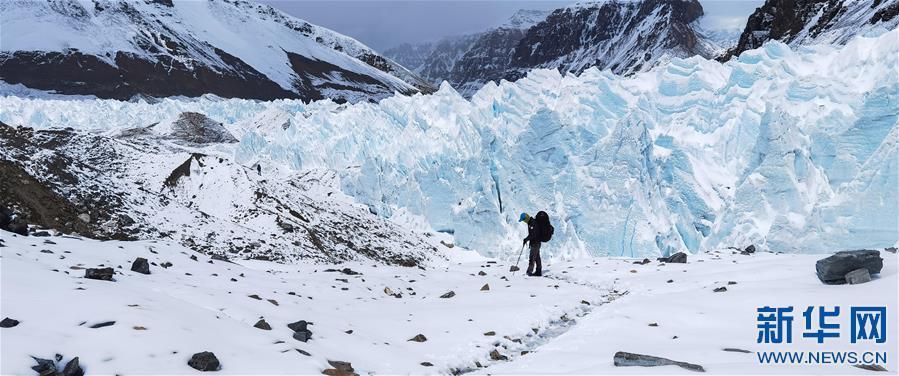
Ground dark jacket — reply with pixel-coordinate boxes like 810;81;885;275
524;218;541;244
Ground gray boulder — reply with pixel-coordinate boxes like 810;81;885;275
62;357;84;376
614;351;705;372
188;351;221;371
658;252;687;263
815;250;882;284
131;257;150;275
0;317;19;328
84;267;115;281
845;268;872;285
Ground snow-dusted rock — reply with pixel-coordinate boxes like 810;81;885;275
815;250;883;284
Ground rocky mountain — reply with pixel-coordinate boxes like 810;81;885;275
0;114;439;266
722;0;899;59
387;1;717;97
0;0;433;102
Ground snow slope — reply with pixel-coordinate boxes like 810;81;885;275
1;231;895;374
2;31;897;258
0;0;426;101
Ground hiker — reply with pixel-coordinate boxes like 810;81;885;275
519;211;553;277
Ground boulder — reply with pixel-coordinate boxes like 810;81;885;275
131;257;150;274
815;250;883;284
188;351;221;371
846;268;872;285
293;330;312;342
287;320;309;332
84;267;115;281
658;252;687;263
613;351;705;372
742;245;756;255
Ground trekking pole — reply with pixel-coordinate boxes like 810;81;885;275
510;243;525;274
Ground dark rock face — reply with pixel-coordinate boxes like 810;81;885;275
84;267;115;281
613;351;705;372
188;351;221;372
0;317;20;328
722;0;899;59
62;357;84;376
165;112;238;144
815;250;883;284
31;356;57;376
288;320;313;342
131;257;151;274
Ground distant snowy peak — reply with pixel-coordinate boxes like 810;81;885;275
723;0;899;58
509;0;715;76
501;9;552;29
0;0;430;102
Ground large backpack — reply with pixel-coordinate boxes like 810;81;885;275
535;211;554;242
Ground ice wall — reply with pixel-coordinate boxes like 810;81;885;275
2;31;897;258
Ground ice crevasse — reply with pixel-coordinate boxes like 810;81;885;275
1;31;897;259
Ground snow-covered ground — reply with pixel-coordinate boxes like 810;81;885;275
2;231;895;374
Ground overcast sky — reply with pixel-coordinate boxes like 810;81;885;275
259;0;764;51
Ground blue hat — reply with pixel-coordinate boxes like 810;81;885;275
519;212;530;222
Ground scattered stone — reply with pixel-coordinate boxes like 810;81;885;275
885;247;897;254
40;249;53;253
480;284;490;291
648;323;659;327
62;357;84;376
131;257;150;274
727;281;737;285
846;268;873;285
742;245;756;255
658;252;687;263
345;330;353;334
190;255;198;261
613;351;705;372
440;291;455;299
254;319;272;330
483;331;495;336
287;320;309;332
188;351;221;371
247;294;262;300
0;317;20;328
816;250;883;284
295;349;311;356
722;348;752;353
84;267;115;281
292;331;310;342
478;271;487;276
713;287;727;293
633;258;651;265
854;364;888;372
89;321;115;328
581;300;591;305
521;351;529;356
509;265;520;272
133;326;147;330
420;362;433;367
667;279;674;283
489;349;508;361
31;356;57;376
267;299;279;306
160;261;173;268
322;360;357;376
408;334;428;342
288;320;313;342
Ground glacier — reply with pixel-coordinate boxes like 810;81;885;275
1;30;897;259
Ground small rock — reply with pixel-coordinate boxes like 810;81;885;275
408;334;427;342
267;299;279;306
131;257;150;274
580;300;590;305
420;362;433;367
188;351;221;371
287;320;309;332
248;294;262;300
31;356;57;376
160;261;173;268
89;321;116;328
293;330;312;342
509;265;520;272
648;323;659;327
727;281;737;285
133;326;148;330
667;279;674;283
854;364;888;372
713;287;727;293
478;271;487;276
62;357;84;376
658;252;687;263
480;284;490;291
84;267;115;281
0;317;20;328
489;349;507;361
613;351;704;372
254;319;272;330
742;245;756;254
440;291;455;298
295;349;311;356
846;268;873;284
633;258;651;265
345;330;353;334
885;247;897;254
190;255;198;261
322;360;357;376
483;331;495;336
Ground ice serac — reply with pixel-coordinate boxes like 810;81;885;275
0;0;428;102
2;31;897;258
